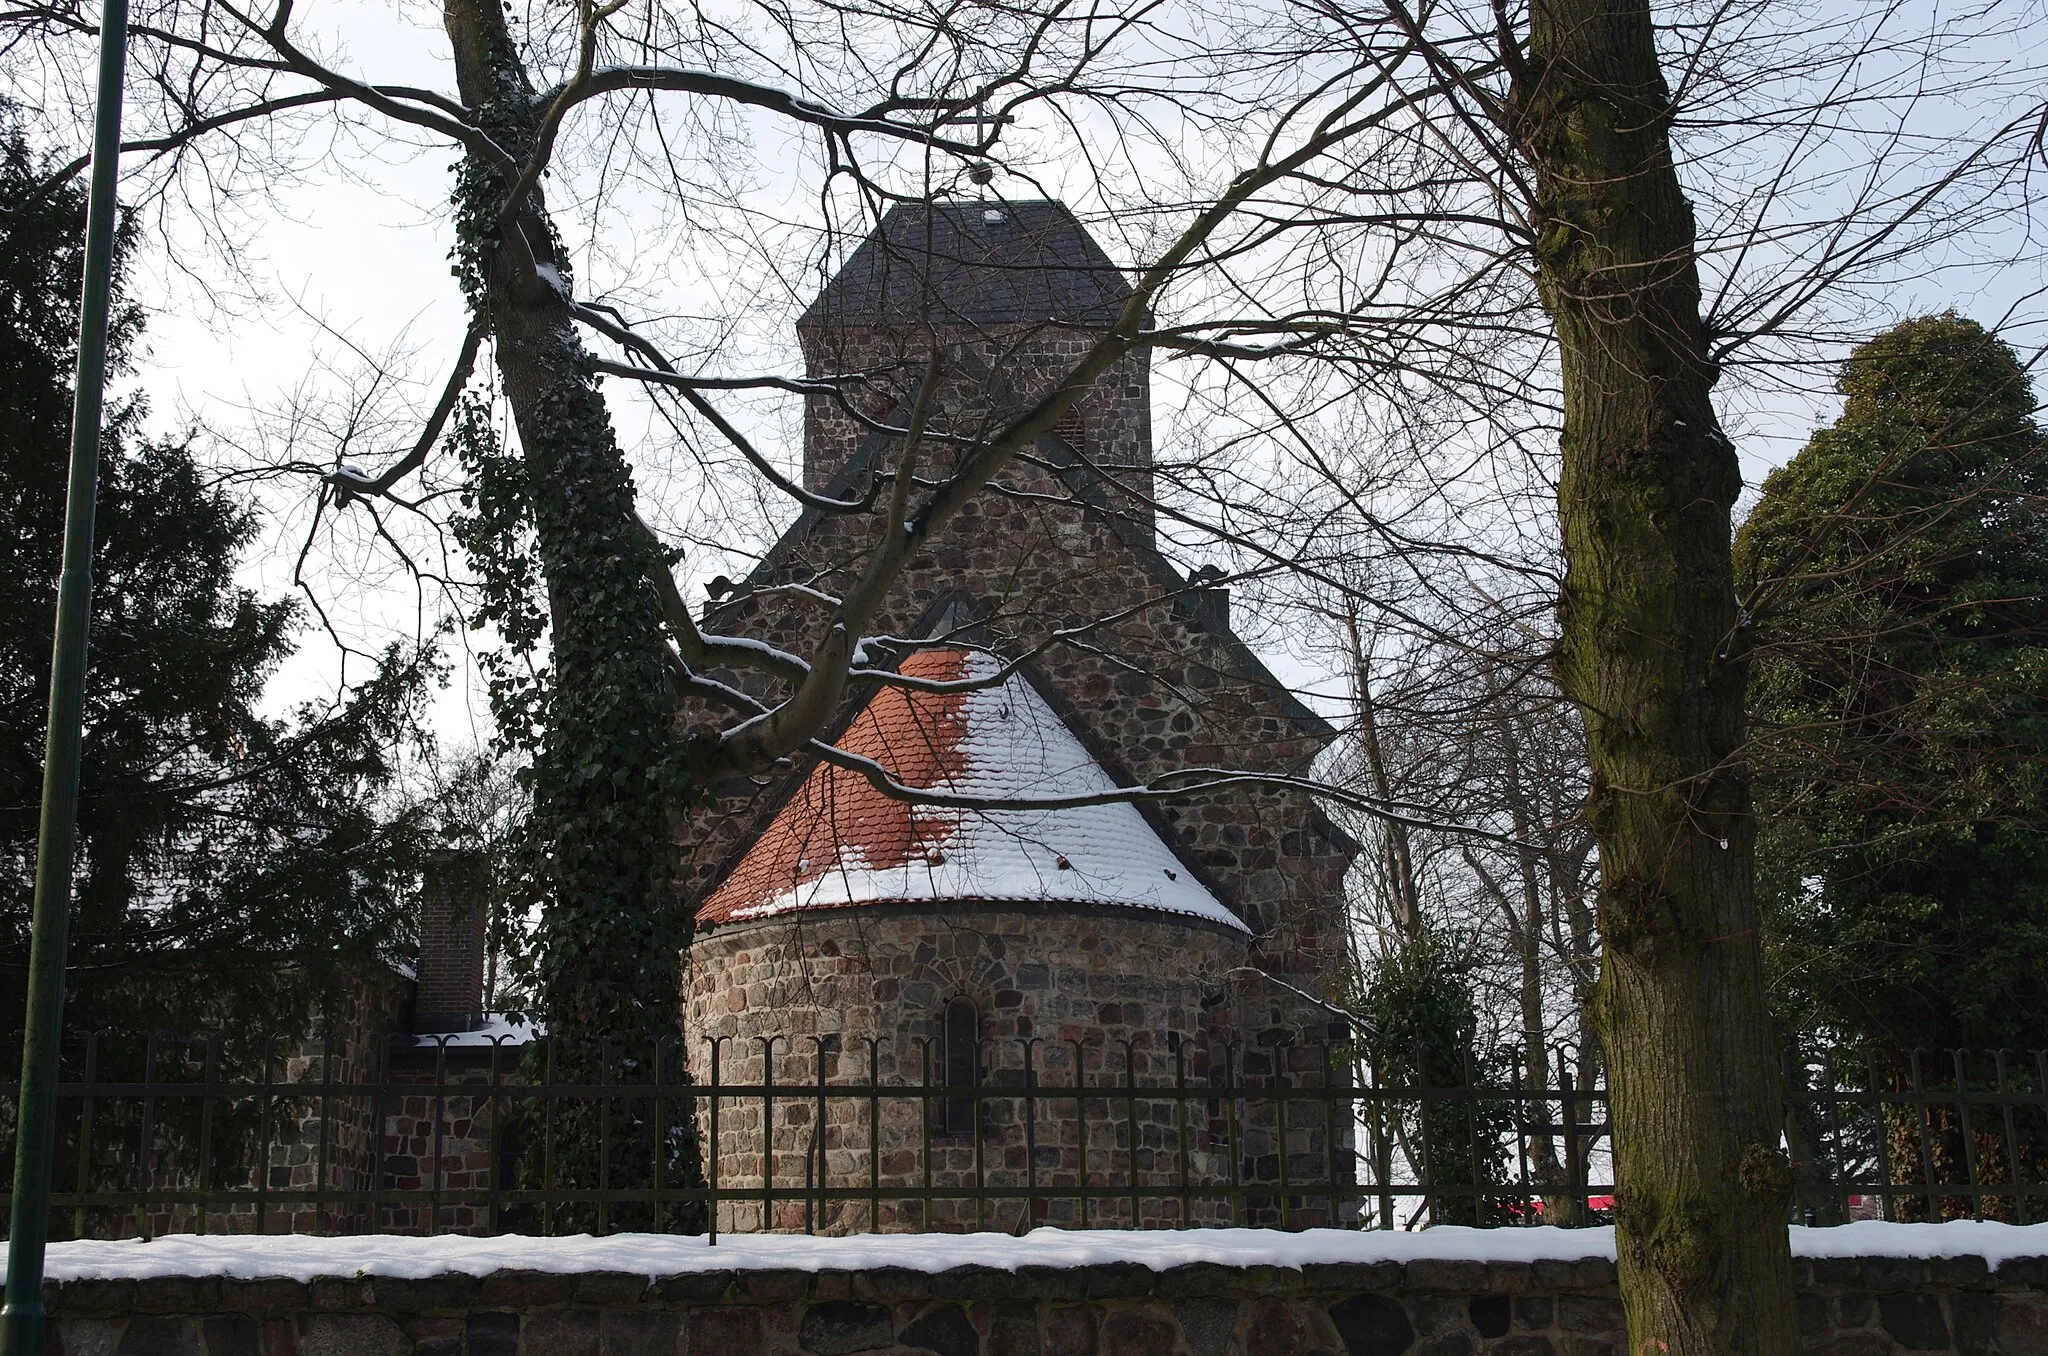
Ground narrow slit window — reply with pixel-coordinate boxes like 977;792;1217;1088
943;996;979;1134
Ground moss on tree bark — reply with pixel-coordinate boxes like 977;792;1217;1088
1508;0;1799;1350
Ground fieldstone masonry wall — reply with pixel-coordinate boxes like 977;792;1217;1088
40;1251;2048;1356
127;970;418;1239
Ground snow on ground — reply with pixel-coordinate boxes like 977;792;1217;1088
5;1222;2044;1285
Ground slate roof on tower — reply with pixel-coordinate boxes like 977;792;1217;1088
697;648;1244;931
798;201;1132;330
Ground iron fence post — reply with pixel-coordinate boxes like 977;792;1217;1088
706;1037;722;1245
138;1035;160;1241
1319;1042;1340;1228
919;1041;933;1232
971;1038;985;1234
255;1037;276;1234
1174;1042;1190;1228
597;1039;611;1236
1414;1042;1436;1227
652;1036;666;1234
432;1038;450;1236
1994;1050;2023;1225
760;1036;777;1233
1462;1048;1483;1226
865;1038;880;1234
1222;1043;1241;1227
1275;1049;1291;1230
808;1037;826;1236
2032;1051;2048;1223
1950;1049;1984;1220
1072;1040;1089;1228
1123;1042;1140;1229
1900;1048;1933;1220
1559;1069;1581;1223
542;1038;557;1236
487;1038;504;1237
1865;1047;1897;1221
195;1037;219;1235
71;1033;99;1241
1023;1040;1039;1232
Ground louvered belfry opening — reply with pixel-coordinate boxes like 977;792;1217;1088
1054;407;1086;453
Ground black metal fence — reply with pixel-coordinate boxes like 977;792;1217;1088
1781;1046;2048;1225
0;1031;2041;1241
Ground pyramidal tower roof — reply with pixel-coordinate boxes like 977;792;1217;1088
698;649;1242;930
797;200;1133;331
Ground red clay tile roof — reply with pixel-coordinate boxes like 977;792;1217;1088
697;649;1241;930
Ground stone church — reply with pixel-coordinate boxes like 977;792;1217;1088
675;200;1360;1233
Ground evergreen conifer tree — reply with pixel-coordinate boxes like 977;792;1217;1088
1736;314;2048;1055
0;113;435;1040
1356;927;1521;1225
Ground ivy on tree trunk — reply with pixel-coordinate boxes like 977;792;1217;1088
1508;0;1799;1351
442;0;699;1214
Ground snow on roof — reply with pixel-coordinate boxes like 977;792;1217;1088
699;649;1243;931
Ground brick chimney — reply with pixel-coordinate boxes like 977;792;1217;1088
414;848;491;1033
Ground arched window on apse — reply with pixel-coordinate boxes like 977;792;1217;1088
942;995;980;1135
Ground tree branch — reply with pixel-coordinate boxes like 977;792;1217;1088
327;321;485;505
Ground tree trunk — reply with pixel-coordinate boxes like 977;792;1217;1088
1510;0;1798;1351
1345;610;1422;940
1497;707;1570;1221
442;0;688;1074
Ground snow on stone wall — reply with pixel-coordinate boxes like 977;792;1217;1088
16;1224;2048;1356
11;1222;2048;1284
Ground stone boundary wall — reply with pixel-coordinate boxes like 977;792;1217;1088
41;1251;2047;1356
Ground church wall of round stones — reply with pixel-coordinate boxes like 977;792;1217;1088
684;903;1351;1235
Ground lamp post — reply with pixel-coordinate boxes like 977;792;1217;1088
2;3;128;1351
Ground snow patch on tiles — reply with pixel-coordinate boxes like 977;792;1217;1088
394;1015;538;1049
711;650;1243;931
10;1223;2045;1285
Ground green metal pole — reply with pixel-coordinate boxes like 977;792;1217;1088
2;2;127;1350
